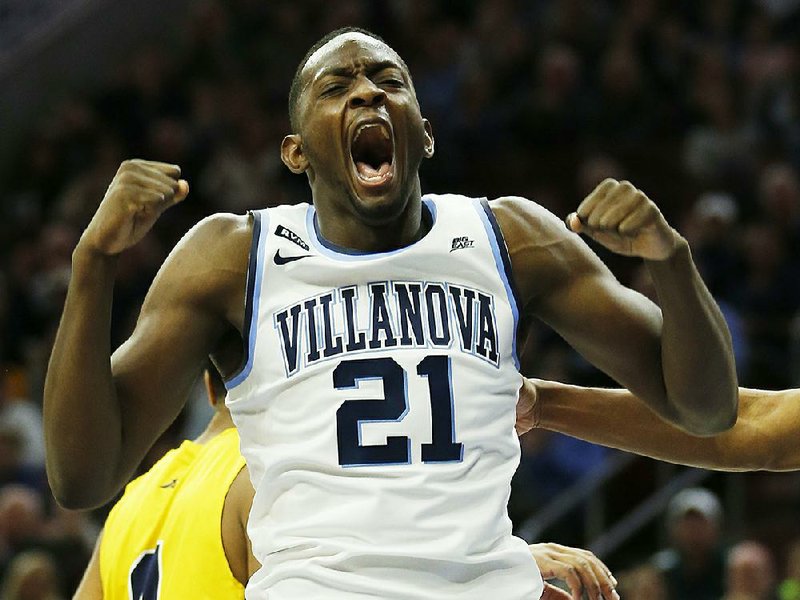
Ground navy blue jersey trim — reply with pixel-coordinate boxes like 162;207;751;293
311;200;435;258
225;210;266;389
478;199;523;312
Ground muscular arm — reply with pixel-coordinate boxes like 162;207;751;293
44;212;250;508
529;379;799;472
492;192;736;434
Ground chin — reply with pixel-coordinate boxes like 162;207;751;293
349;190;408;225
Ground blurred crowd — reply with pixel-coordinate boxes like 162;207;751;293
1;0;800;597
618;487;800;600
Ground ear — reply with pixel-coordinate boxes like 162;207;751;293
281;134;309;174
203;370;218;408
422;119;435;159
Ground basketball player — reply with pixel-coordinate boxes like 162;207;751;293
71;367;258;598
45;28;736;599
69;369;619;600
517;379;800;472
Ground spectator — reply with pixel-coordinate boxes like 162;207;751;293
779;537;800;600
0;486;46;582
617;563;669;600
0;550;63;600
652;487;727;600
724;540;779;600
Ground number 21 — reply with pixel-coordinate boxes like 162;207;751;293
334;356;464;467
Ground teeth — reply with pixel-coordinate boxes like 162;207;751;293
353;123;390;143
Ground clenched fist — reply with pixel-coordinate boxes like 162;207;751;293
80;159;189;256
566;178;681;261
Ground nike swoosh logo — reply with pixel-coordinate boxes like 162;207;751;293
273;250;312;265
160;479;178;489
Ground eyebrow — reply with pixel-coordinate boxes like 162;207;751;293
314;60;403;84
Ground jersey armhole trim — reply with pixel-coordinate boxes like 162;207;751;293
225;210;268;390
476;198;521;369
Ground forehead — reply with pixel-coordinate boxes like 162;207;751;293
302;33;405;85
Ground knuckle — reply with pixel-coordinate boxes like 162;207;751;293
125;158;144;169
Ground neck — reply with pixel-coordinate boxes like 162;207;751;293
314;182;428;253
194;411;234;445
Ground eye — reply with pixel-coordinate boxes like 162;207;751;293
378;78;404;89
321;83;347;98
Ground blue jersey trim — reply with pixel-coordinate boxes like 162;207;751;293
475;198;521;370
306;198;437;261
226;210;268;390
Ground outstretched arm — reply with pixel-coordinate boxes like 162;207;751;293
44;160;250;509
494;180;737;435
520;378;800;472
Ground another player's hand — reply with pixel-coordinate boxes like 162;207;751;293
540;582;571;600
566;178;681;261
80;159;189;256
529;542;619;600
516;377;539;436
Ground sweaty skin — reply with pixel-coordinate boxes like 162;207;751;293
44;31;735;515
518;379;800;472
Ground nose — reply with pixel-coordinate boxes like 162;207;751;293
348;76;386;109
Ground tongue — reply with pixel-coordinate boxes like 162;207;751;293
356;161;391;179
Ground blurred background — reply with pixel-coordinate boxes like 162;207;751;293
1;0;800;598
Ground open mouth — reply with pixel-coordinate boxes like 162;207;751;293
350;122;395;188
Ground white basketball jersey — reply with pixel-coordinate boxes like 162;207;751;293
226;194;543;599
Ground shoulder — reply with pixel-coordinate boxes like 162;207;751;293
487;196;605;306
487;196;584;265
151;212;253;303
172;212;253;264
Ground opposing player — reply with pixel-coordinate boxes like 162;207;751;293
69;367;619;600
518;379;800;472
72;367;258;598
45;28;736;598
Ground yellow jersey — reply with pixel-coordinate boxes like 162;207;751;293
99;427;246;599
